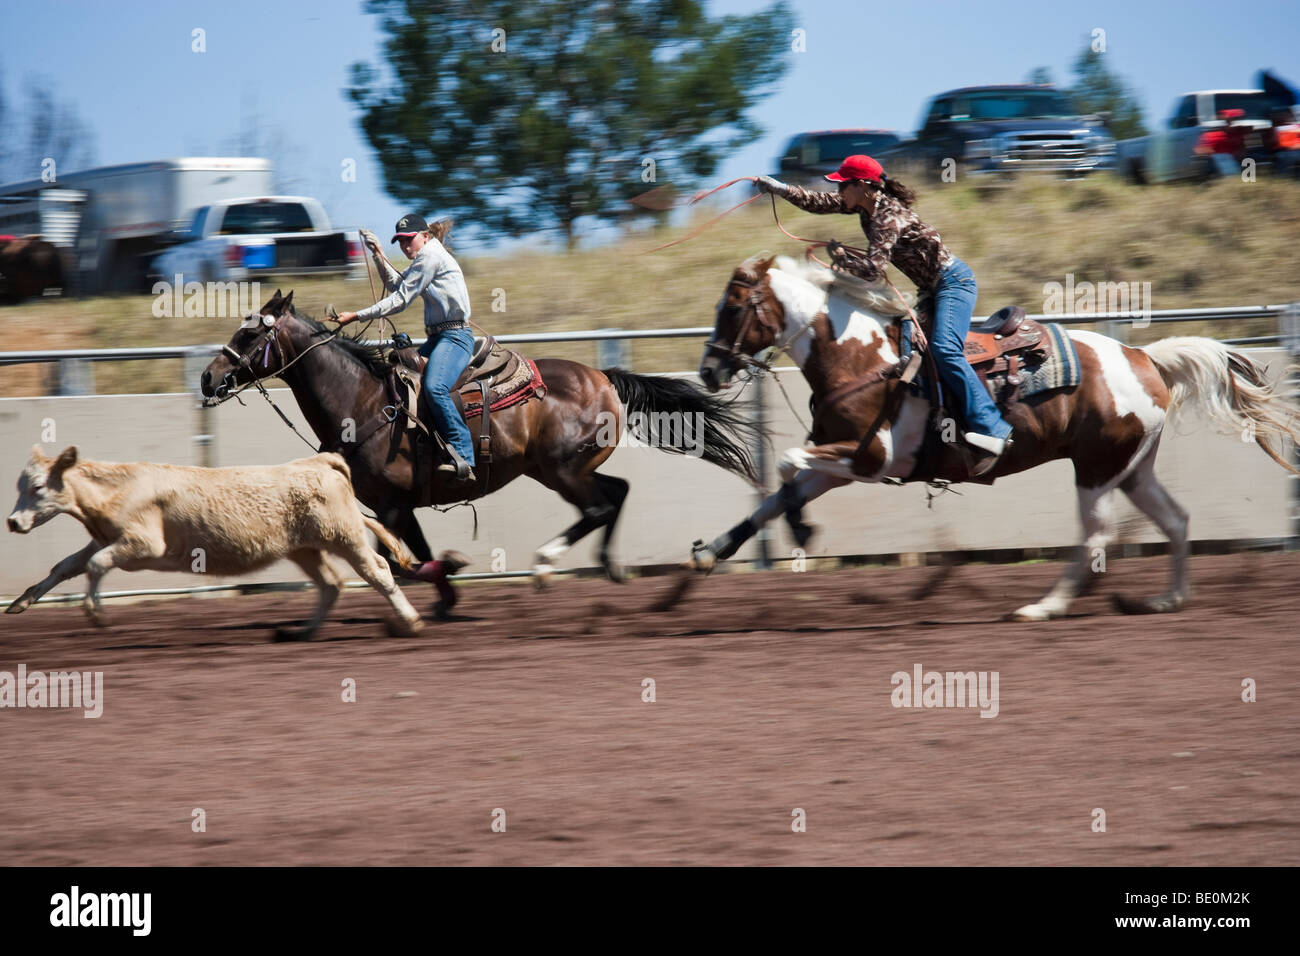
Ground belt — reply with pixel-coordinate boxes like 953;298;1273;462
426;319;467;334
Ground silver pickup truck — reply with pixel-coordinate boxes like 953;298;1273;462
1116;87;1291;183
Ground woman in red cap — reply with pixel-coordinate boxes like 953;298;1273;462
757;155;1012;473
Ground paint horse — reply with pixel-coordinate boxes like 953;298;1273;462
690;255;1300;620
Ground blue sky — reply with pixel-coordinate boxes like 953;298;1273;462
1;0;1296;252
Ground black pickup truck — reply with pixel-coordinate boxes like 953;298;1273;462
884;84;1116;181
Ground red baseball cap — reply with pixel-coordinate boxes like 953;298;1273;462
825;154;886;183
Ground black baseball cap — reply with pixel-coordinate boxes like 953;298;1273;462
391;213;427;243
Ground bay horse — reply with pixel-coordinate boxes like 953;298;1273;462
200;290;760;602
688;254;1300;620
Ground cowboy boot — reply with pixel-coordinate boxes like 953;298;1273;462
437;443;476;483
966;432;1012;477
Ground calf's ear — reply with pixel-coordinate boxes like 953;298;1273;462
52;446;78;475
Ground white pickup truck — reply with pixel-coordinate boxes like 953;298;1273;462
150;195;365;284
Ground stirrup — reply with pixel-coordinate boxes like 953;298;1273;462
437;445;475;481
966;433;1011;477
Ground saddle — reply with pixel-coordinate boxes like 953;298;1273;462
960;306;1055;407
384;335;547;472
899;305;1073;485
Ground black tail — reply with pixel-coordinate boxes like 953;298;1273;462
602;368;764;485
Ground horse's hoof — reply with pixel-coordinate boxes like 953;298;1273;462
5;599;28;614
684;544;716;575
1010;603;1055;622
439;550;472;574
274;625;315;642
789;521;816;549
387;616;424;637
533;564;553;590
433;601;451;621
601;557;626;584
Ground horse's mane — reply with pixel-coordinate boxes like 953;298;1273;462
770;255;912;318
293;309;391;379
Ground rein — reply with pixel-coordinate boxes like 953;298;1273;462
206;313;347;452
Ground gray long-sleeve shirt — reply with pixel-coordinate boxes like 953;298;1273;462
356;236;471;331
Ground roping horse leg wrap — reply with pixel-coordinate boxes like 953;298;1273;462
708;518;757;561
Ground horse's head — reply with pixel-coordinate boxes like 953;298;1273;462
699;254;786;393
200;289;297;400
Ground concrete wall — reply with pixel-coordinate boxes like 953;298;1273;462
1;349;1293;598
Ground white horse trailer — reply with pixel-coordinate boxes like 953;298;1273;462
0;158;272;293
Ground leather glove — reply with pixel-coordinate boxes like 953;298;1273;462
754;175;789;196
392;331;413;350
826;239;844;258
359;227;383;255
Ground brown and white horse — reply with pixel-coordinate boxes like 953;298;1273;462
690;254;1300;620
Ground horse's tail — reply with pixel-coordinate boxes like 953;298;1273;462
1142;336;1300;475
601;367;765;485
362;516;415;570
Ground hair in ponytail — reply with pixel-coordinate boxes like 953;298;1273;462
424;217;454;248
874;174;916;207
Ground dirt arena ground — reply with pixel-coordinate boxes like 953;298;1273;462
1;551;1297;866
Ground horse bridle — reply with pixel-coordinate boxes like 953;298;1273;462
708;273;819;375
215;314;286;397
210;311;337;404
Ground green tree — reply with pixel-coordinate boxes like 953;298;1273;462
349;0;793;246
1067;44;1147;140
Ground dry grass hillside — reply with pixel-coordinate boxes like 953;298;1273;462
2;174;1297;397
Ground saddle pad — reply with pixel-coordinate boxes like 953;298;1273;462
461;357;547;419
988;321;1080;404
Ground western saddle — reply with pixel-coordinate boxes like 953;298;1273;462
385;334;539;474
960;305;1055;406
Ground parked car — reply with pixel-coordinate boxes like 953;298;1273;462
1115;72;1297;184
776;129;901;187
150;196;364;285
883;85;1115;181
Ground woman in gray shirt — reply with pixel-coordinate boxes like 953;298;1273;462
338;213;476;482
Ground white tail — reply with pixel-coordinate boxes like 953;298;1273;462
1142;336;1300;474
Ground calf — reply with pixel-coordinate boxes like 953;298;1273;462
6;445;423;639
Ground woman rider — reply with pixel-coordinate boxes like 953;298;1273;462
336;213;477;483
756;155;1013;474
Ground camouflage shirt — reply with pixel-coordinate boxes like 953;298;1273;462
782;185;955;291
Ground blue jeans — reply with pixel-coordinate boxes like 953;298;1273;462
418;326;476;464
931;259;1013;440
